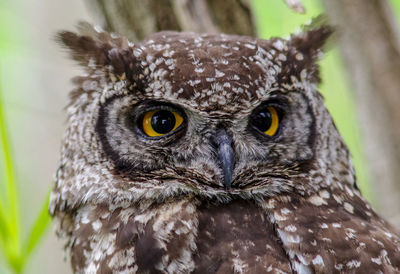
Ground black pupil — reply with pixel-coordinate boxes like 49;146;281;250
151;110;176;134
252;108;272;132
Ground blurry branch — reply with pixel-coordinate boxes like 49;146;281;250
85;0;255;41
284;0;305;14
322;0;400;225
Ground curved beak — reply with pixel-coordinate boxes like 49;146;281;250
214;129;235;189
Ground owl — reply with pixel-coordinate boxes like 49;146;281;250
50;22;400;273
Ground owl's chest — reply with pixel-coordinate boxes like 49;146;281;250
74;199;291;273
192;200;291;273
129;199;291;273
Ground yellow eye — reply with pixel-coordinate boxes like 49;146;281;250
142;109;184;137
251;106;280;136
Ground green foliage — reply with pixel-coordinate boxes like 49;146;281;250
0;83;51;273
251;0;373;202
391;0;400;25
0;3;51;273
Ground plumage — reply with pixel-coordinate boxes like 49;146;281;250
50;22;400;273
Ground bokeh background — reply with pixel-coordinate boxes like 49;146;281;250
0;0;399;273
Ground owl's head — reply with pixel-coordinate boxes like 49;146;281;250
51;22;355;212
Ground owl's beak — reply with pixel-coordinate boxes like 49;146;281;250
214;129;235;190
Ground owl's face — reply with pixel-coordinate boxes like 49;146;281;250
52;25;353;210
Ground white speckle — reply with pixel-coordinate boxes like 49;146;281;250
244;43;256;49
82;80;98;91
272;40;284;51
345;185;354;197
322;238;332;243
80;215;90;224
319;190;330;199
384;232;393;238
274;212;287;221
345;230;356;240
344;202;354;214
195;67;204;73
162;50;174;57
320;223;328;229
88;58;96;68
149;63;156;71
165;59;174;66
285;225;297;232
185;205;195;214
146;39;154;44
312;255;324;266
333;194;343;204
278;53;287;61
133;49;142;57
371;257;382;265
232;258;248;273
300;69;307;80
86;262;98;273
94;25;104;33
281;208;291;215
332;223;341;228
308;195;327;206
380;250;390;264
188;79;201;86
92;220;102;231
346;260;361;268
277;229;301;244
334;264;343;270
215;69;225;78
295;53;304;60
293;261;312;274
146;55;155;63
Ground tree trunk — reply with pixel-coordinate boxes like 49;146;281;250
85;0;255;42
322;0;400;226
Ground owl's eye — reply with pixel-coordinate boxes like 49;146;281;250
251;106;280;136
141;109;184;137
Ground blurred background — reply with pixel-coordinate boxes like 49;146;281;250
0;0;399;273
0;1;90;273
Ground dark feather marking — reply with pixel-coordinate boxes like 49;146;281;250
116;219;138;249
96;97;134;172
71;238;88;273
135;219;163;274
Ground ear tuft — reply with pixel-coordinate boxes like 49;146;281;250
57;31;106;67
289;15;335;59
56;22;133;71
